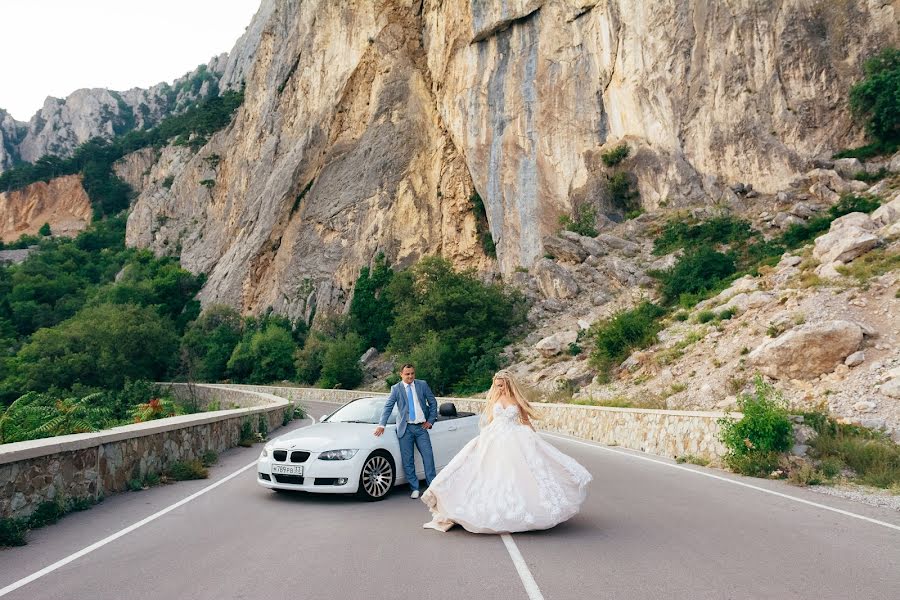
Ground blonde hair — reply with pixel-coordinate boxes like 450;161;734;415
482;370;540;426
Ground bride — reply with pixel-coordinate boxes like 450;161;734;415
421;370;592;533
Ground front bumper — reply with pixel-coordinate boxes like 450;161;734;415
256;450;364;494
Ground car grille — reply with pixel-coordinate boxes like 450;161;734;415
273;474;304;485
314;478;338;485
271;450;310;462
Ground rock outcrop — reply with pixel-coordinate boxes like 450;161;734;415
749;321;864;381
0;175;92;242
122;0;897;320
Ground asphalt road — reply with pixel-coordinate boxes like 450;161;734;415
2;399;899;600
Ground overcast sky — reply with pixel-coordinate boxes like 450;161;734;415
0;0;260;121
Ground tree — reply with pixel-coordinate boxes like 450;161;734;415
227;323;298;384
15;303;179;392
317;333;365;389
179;305;243;382
349;253;395;350
38;223;51;237
850;48;900;147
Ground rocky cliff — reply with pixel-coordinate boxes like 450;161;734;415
0;0;272;174
0;174;92;242
123;0;897;320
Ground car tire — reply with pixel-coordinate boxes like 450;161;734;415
357;450;395;501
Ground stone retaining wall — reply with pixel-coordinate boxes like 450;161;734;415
0;385;288;520
212;384;733;459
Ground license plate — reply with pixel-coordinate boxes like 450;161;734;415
271;464;303;476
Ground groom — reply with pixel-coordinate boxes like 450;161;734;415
374;363;438;498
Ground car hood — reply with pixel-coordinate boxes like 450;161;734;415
268;422;383;452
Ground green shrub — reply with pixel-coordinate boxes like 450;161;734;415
719;377;793;476
239;419;254;446
696;310;716;324
820;456;843;478
606;172;639;215
567;342;582;356
849;47;900;149
653;216;754;256
38;223;51;236
725;450;783;477
227;322;299;384
282;402;295;425
0;517;28;547
28;500;64;528
179;305;243;382
317;333;365;389
589;302;667;376
810;421;900;488
257;414;269;440
201;450;218;467
674;311;689;321
166;459;208;481
717;307;737;321
651;246;737;305
601;143;630;167
559;204;599;237
131;397;181;423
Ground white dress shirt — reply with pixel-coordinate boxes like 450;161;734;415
404;382;426;424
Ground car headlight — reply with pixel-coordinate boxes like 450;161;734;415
261;443;274;458
318;449;359;461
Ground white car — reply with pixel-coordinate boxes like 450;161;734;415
256;396;480;500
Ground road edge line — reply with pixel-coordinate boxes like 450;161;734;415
541;432;900;533
0;415;317;598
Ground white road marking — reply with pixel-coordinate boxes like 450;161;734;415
0;414;316;598
501;533;546;600
541;432;900;533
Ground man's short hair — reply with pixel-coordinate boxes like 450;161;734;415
400;363;415;372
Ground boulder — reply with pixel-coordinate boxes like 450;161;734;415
771;212;805;229
788;202;816;219
360;347;379;364
748;320;863;380
880;378;900;399
721;291;775;314
543;235;588;263
533;259;580;299
844;351;865;368
890;151;900;173
577;235;609;258
534;330;578;358
832;158;864;179
871;195;900;228
809;182;841;205
597;234;641;257
829;212;876;231
812;226;879;264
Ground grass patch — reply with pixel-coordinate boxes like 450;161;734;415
808;418;900;488
836;249;900;283
676;454;710;466
165;459;209;481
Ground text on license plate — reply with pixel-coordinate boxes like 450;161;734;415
272;464;303;476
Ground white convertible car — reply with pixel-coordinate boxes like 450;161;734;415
256;396;480;500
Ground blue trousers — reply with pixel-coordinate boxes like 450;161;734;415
398;423;436;491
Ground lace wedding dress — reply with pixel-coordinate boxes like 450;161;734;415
421;403;592;533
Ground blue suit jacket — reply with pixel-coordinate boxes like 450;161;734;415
379;379;438;438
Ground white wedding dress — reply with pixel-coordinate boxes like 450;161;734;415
421;403;592;533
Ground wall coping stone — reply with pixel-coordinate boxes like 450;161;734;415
0;385;287;465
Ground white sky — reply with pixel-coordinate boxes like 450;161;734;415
0;0;261;121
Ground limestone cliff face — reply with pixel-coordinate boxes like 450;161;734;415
0;175;92;242
0;110;24;171
125;0;898;317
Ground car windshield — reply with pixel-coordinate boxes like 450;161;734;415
326;397;396;424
